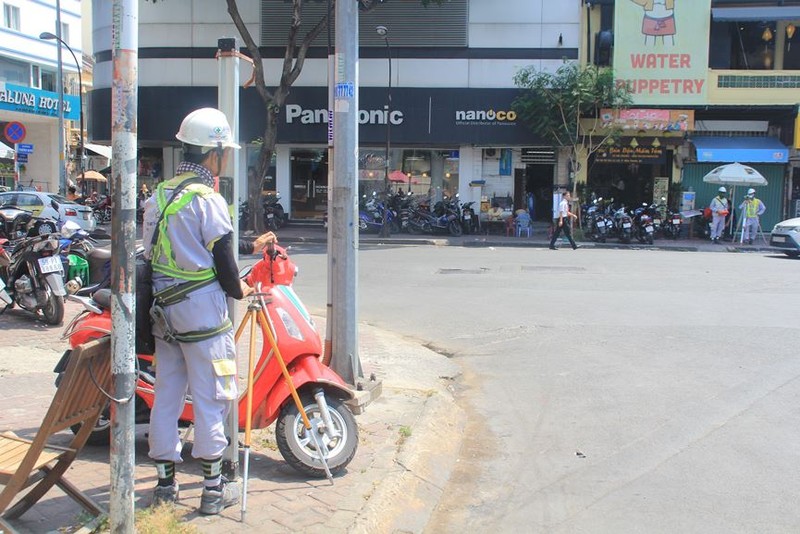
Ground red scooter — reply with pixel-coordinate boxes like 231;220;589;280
57;243;358;478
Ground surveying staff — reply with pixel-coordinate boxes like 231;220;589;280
549;190;579;250
739;188;766;245
142;108;252;515
709;186;729;244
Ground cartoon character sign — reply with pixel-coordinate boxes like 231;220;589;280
630;0;676;46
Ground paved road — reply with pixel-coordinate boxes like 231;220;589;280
289;244;800;533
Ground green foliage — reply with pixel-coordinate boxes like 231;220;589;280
512;63;631;154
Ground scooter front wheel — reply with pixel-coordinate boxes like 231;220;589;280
276;394;358;478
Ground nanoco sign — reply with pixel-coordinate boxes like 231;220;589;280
285;104;404;125
0;82;80;121
455;108;517;126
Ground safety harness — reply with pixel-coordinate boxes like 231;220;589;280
149;173;232;344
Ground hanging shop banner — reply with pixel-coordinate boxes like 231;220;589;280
613;0;712;105
596;145;666;164
0;82;80;121
601;108;695;132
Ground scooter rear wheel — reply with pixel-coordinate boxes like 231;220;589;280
276;394;358;478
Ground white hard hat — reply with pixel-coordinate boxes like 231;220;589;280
176;108;240;150
747;188;756;195
718;186;727;193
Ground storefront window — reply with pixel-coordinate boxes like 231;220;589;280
137;148;163;192
716;21;777;70
356;148;459;204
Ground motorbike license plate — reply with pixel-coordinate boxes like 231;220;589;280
597;221;604;228
772;236;786;243
653;219;661;225
672;219;681;225
463;214;470;220
646;226;654;233
606;220;613;227
38;256;63;274
623;223;631;228
267;213;274;219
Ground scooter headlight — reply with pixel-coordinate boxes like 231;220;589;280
276;307;304;341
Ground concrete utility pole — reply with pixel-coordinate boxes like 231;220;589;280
55;0;66;195
109;0;137;531
217;36;240;481
329;0;362;384
324;0;334;365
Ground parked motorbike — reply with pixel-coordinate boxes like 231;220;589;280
632;203;656;245
262;192;286;231
408;194;463;237
0;232;66;324
358;192;398;234
584;198;610;243
239;200;250;231
612;205;633;244
460;200;478;235
0;205;58;240
58;241;358;477
58;221;112;296
89;196;112;225
661;208;683;239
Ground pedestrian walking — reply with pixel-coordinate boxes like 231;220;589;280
549;190;579;250
709;186;729;243
738;188;766;245
142;107;252;515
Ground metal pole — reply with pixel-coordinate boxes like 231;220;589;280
330;0;362;384
110;0;137;531
377;26;391;238
217;37;240;482
55;0;66;195
324;0;335;364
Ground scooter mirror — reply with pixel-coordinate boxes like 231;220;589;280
238;264;253;279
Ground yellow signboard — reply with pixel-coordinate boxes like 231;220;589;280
613;0;712;105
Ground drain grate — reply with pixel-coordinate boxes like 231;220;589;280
437;268;489;275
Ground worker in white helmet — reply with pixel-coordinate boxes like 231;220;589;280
709;186;729;243
738;187;766;244
142;107;250;514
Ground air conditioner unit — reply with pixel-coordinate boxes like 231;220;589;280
484;148;497;158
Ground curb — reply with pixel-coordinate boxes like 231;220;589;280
352;392;466;534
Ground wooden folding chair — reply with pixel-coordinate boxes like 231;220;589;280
0;337;112;521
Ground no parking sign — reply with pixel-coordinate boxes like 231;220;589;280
4;121;26;144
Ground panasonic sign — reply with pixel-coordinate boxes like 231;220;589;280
286;104;404;126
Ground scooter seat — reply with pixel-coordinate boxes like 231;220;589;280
93;288;112;310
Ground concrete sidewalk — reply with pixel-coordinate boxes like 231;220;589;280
0;300;463;533
251;222;779;255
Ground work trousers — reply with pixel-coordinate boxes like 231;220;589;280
148;280;238;463
742;217;759;241
710;214;726;240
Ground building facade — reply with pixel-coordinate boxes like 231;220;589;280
0;0;86;192
90;0;582;222
581;0;800;232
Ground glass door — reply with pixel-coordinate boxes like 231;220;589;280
290;149;328;220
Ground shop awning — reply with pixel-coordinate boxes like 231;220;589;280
691;136;789;164
0;141;13;159
83;143;112;159
711;6;800;21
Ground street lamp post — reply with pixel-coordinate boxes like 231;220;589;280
376;25;391;237
40;31;84;193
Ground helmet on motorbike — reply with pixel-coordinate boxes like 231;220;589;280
175;108;240;151
718;186;727;194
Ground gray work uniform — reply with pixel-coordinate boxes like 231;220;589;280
142;166;238;464
710;196;728;240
